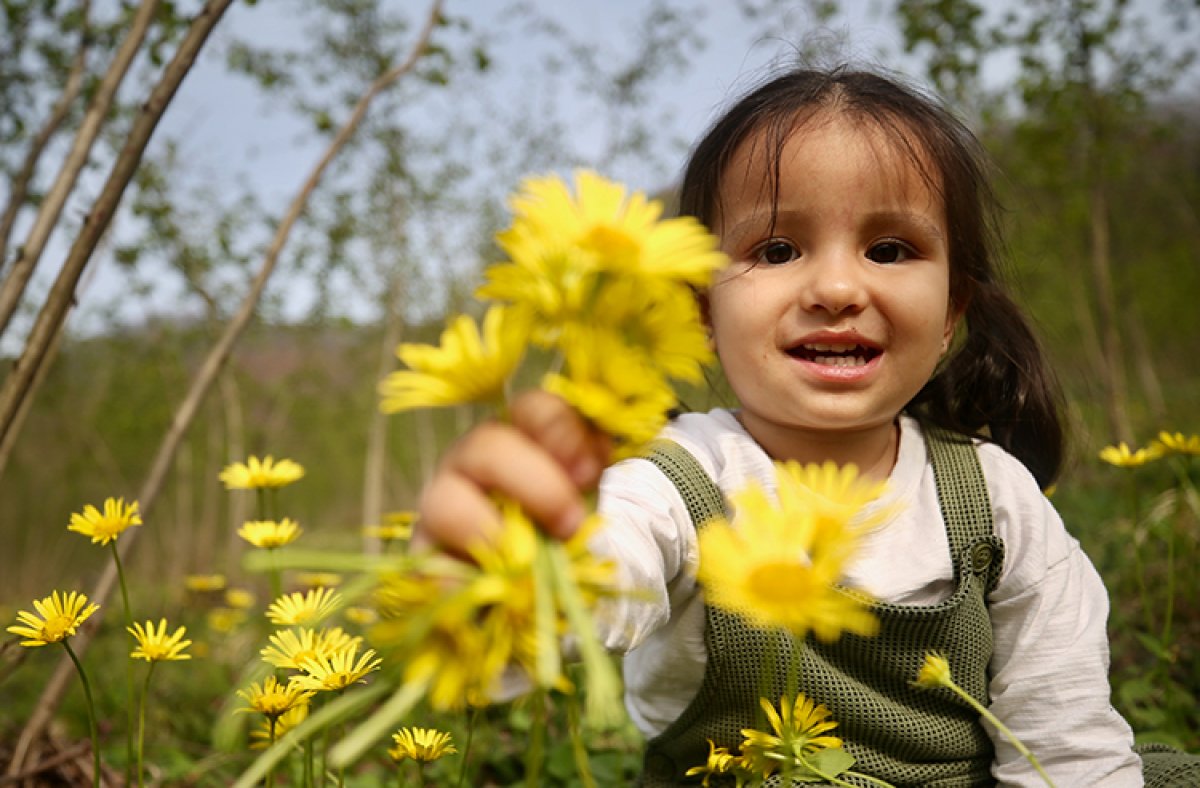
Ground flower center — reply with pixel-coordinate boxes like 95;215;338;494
43;615;74;642
746;561;813;602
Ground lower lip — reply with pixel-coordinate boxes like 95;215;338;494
790;353;881;383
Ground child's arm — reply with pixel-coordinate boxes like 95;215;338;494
415;389;612;555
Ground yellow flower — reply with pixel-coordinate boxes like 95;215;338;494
373;564;507;711
296;572;342;588
261;626;362;671
343;606;378;626
237;518;302;549
185;573;227;592
225;588;256;609
1098;441;1163;467
364;510;417;542
696;461;885;641
579;277;714;384
388;727;458;763
67;497;142;545
913;651;953;689
467;500;616;692
250;704;308;749
292;644;383;692
740;694;842;775
480;171;725;322
7;591;100;647
128;619;192;662
236;676;314;720
219;455;305;489
266;587;342;626
207;607;247;633
685;739;744;787
1150;431;1200;457
379;305;530;413
542;360;676;458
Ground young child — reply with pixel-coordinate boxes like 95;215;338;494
416;67;1148;786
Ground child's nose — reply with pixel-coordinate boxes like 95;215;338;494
801;249;867;315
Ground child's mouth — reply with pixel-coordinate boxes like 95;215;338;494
788;342;881;368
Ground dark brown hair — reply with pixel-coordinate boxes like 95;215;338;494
678;65;1065;487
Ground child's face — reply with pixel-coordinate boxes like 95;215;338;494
704;113;958;461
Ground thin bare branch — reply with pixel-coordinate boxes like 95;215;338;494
0;0;161;338
0;0;212;461
5;0;445;771
0;0;92;273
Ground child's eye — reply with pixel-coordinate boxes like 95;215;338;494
865;240;915;264
754;240;800;265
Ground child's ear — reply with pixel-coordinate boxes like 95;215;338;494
941;299;967;355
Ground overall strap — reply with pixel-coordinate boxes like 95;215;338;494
923;426;1002;593
643;439;727;527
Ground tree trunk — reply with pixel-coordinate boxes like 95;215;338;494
0;0;220;455
1086;180;1134;445
4;1;444;771
0;0;92;272
0;0;161;337
362;273;407;552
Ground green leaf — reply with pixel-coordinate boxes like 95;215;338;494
808;747;856;776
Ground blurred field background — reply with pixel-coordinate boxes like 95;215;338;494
1;0;1198;781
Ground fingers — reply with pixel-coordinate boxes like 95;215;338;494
415;391;611;557
509;389;612;489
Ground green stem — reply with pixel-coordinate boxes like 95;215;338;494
305;736;315;788
266;717;277;788
269;547;283;603
525;688;547;788
1162;516;1176;647
545;539;623;728
456;707;480;788
567;688;597;788
136;662;156;788
1125;476;1156;635
62;640;101;788
944;679;1056;787
111;542;137;785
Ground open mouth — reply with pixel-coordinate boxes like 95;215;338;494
787;342;881;368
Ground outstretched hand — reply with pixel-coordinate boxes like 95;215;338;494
415;389;613;557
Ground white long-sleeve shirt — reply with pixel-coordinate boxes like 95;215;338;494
591;409;1142;787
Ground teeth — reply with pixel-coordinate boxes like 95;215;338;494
805;342;856;353
813;355;867;367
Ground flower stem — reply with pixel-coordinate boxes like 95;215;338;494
525;688;547;788
266;717;277;788
111;542;138;784
944;679;1056;787
456;706;480;788
566;687;597;788
545;539;623;728
136;662;156;788
62;640;101;788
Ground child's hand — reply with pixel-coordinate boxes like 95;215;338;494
415;389;612;557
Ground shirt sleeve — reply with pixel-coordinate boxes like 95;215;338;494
590;456;698;654
984;450;1143;787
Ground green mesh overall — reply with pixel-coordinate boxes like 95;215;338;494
636;430;1200;786
639;428;1005;787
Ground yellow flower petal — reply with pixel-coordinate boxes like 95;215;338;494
67;497;142;546
379;305;530;413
